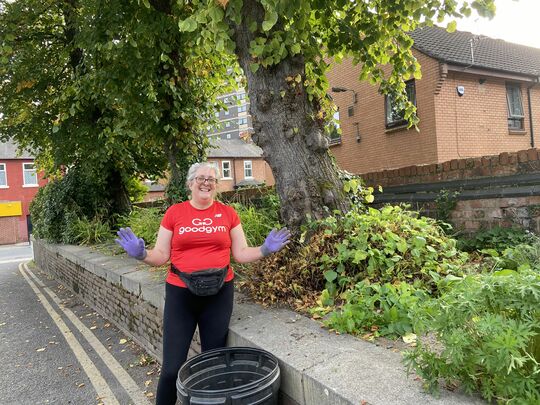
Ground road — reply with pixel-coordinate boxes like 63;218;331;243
0;244;160;404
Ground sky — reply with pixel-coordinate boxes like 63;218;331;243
451;0;540;48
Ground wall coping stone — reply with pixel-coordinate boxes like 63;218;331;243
37;242;485;405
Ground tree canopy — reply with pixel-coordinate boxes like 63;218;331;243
1;0;498;228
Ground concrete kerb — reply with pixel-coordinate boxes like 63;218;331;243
41;244;485;405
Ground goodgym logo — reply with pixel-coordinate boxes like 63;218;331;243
178;218;227;235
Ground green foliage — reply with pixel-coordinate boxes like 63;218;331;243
316;205;468;298
122;207;164;247
434;189;459;232
30;169;113;243
230;189;281;246
457;226;537;253
70;216;113;245
405;270;540;403
126;178;149;203
321;281;429;339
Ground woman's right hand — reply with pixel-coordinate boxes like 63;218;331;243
261;228;291;257
115;227;147;260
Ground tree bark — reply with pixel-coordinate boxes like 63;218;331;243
233;0;349;229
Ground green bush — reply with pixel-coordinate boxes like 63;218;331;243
317;205;469;298
122;207;164;246
404;269;540;403
321;281;429;338
30;170;110;243
457;226;537;253
70;216;113;245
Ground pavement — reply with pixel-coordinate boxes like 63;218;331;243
0;242;34;265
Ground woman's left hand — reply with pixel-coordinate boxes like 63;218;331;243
261;228;291;256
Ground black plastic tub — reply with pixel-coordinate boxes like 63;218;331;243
176;346;280;405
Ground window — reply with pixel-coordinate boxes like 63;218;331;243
222;161;231;178
226;133;231;139
225;121;231;128
238;117;248;125
238;105;247;113
0;163;7;187
23;163;38;186
214;112;220;118
224;109;230;116
506;83;524;130
244;160;253;178
385;80;416;128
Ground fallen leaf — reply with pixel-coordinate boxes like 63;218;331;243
90;326;97;330
36;348;46;352
145;392;154;398
402;333;417;344
144;380;152;387
104;323;110;328
119;339;127;344
0;322;6;327
77;383;85;388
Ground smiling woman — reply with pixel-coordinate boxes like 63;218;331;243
114;161;291;405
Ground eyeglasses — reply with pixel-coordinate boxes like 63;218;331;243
194;176;218;185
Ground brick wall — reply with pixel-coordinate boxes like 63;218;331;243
362;148;540;234
0;216;20;245
32;240;201;362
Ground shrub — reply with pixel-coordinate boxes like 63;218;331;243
457;226;537;253
70;216;113;245
321;281;430;339
240;204;469;310
404;269;540;403
122;207;164;247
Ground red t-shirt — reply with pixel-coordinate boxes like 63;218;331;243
161;200;240;287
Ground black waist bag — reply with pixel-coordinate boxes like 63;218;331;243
171;264;228;296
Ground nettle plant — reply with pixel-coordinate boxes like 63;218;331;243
405;269;540;404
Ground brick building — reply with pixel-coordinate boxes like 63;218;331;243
0;141;47;245
207;138;275;192
327;26;540;175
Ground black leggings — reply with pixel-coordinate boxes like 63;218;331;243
156;281;234;405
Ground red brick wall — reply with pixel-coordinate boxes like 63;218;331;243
0;217;21;245
0;159;47;244
362;148;540;234
362;148;538;188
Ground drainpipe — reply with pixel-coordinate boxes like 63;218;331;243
527;76;540;148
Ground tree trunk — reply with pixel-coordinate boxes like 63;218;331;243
233;1;349;230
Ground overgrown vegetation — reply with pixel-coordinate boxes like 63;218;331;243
405;269;540;403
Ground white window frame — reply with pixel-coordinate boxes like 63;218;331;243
222;161;232;179
244;160;253;179
22;162;38;187
506;82;525;130
0;163;7;188
225;121;231;128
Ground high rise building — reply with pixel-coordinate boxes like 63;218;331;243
208;88;252;140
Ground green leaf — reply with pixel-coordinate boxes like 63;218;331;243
262;11;278;32
178;18;198;33
249;63;260;73
324;270;338;282
446;20;457;33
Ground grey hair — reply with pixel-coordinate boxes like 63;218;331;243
185;162;220;190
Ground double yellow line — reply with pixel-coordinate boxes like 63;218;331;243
19;262;152;405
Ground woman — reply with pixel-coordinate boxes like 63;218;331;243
115;162;290;405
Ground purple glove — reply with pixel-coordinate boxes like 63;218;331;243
115;227;147;260
261;228;291;257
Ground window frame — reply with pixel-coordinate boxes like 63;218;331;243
384;80;417;129
243;160;253;179
22;162;38;187
221;161;232;179
506;82;525;131
0;163;7;188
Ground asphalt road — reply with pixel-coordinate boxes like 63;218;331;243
0;244;160;404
